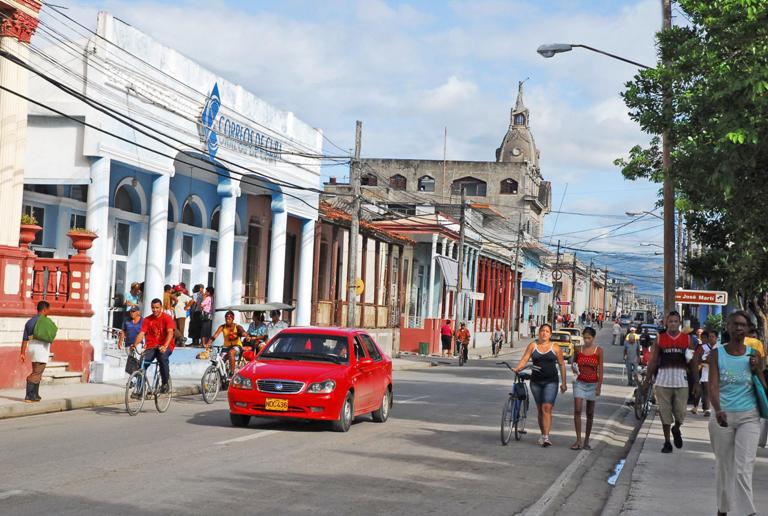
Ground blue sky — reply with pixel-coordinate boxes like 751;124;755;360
51;0;667;297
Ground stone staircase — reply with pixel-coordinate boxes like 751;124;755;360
41;354;83;385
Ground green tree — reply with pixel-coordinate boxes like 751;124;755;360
615;0;768;335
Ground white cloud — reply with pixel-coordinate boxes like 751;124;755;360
421;76;479;111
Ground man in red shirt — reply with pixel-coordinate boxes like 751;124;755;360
131;298;175;392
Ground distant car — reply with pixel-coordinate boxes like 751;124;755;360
639;324;660;347
550;331;575;363
228;327;393;432
559;327;583;350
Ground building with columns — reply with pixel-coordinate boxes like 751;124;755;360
17;11;322;379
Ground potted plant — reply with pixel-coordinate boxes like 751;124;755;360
66;227;98;254
19;213;42;249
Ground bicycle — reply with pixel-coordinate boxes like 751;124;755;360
125;348;173;416
498;361;537;445
201;345;246;404
457;340;469;366
633;365;654;420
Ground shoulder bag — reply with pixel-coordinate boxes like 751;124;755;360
748;348;768;419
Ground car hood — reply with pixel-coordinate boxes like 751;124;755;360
240;359;346;382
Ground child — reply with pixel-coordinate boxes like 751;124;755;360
571;326;603;450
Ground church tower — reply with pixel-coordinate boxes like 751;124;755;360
496;81;540;170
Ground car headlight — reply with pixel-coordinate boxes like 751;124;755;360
231;374;252;390
307;380;336;394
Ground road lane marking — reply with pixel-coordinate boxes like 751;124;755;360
0;490;24;500
215;430;278;445
397;395;430;404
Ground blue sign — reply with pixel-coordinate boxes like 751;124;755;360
199;83;283;163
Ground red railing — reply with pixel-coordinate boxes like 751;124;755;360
30;255;93;316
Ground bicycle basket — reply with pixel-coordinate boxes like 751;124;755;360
513;382;527;400
125;353;141;375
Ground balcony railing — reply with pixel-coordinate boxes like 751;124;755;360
30;256;93;316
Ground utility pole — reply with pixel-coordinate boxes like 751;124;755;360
551;240;562;325
587;259;593;314
510;217;523;344
570;254;577;319
603;267;609;317
346;120;362;327
453;187;466;340
661;0;675;317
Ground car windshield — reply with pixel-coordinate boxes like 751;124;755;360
260;334;349;364
562;329;580;336
550;333;571;342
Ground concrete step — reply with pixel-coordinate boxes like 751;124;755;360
44;362;70;372
41;371;83;385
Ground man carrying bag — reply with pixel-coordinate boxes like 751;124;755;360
19;301;57;403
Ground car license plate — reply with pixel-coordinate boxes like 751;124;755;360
265;398;288;411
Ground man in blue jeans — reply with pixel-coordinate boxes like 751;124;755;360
130;298;175;393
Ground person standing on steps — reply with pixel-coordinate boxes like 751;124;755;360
645;311;692;453
440;319;453;357
19;301;55;403
513;323;567;448
571;326;603;450
708;311;765;516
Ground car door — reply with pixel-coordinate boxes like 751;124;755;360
352;335;375;412
359;333;388;405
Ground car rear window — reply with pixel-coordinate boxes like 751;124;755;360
551;333;571;342
261;334;349;363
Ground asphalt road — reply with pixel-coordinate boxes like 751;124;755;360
0;327;636;516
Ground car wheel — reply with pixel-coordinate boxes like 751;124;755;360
332;392;354;432
230;413;251;428
371;387;392;423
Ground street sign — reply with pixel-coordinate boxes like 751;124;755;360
557;301;570;306
675;289;728;306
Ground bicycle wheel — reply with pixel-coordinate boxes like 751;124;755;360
642;387;653;418
634;387;645;420
125;370;146;416
514;397;528;441
201;366;221;404
500;396;515;445
155;375;172;413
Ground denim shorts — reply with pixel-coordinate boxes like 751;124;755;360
530;381;559;406
573;380;598;401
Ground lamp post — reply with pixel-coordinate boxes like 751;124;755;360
538;6;675;317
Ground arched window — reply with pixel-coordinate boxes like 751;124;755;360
361;173;378;186
211;208;220;232
389;174;407;191
514;114;526;126
418;175;435;192
450;177;487;197
500;178;519;195
114;186;138;213
180;196;205;228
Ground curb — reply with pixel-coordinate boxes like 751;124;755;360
392;361;434;371
0;384;202;420
600;410;655;516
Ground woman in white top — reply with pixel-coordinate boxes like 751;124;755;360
692;329;717;417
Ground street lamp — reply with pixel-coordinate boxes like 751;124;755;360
536;44;651;69
626;210;663;220
538;33;676;317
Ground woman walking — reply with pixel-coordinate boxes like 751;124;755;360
708;311;766;516
571;327;603;450
514;323;567;447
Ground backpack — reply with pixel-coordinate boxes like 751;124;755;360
33;315;58;343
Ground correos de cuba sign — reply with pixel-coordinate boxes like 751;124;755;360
199;83;283;163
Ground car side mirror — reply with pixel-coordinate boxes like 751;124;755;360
358;357;374;366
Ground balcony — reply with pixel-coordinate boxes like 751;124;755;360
31;256;93;317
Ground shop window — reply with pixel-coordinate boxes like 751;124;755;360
500;179;519;195
209;240;218;268
389;174;407;191
418;175;435;192
451;177;487;197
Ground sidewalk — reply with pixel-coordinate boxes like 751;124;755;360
610;408;768;515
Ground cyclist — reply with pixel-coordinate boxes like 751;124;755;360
130;298;175;393
455;322;470;361
210;310;247;376
513;323;567;447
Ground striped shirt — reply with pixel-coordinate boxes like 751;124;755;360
655;331;690;388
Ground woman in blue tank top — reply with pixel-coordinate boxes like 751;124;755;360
514;323;567;447
708;310;767;516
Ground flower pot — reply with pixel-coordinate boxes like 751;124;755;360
67;231;98;254
19;224;42;249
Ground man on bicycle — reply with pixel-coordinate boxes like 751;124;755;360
130;298;175;393
456;322;470;360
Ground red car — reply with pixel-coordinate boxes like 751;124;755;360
228;327;393;432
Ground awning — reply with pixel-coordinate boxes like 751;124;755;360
435;255;471;291
522;280;552;293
